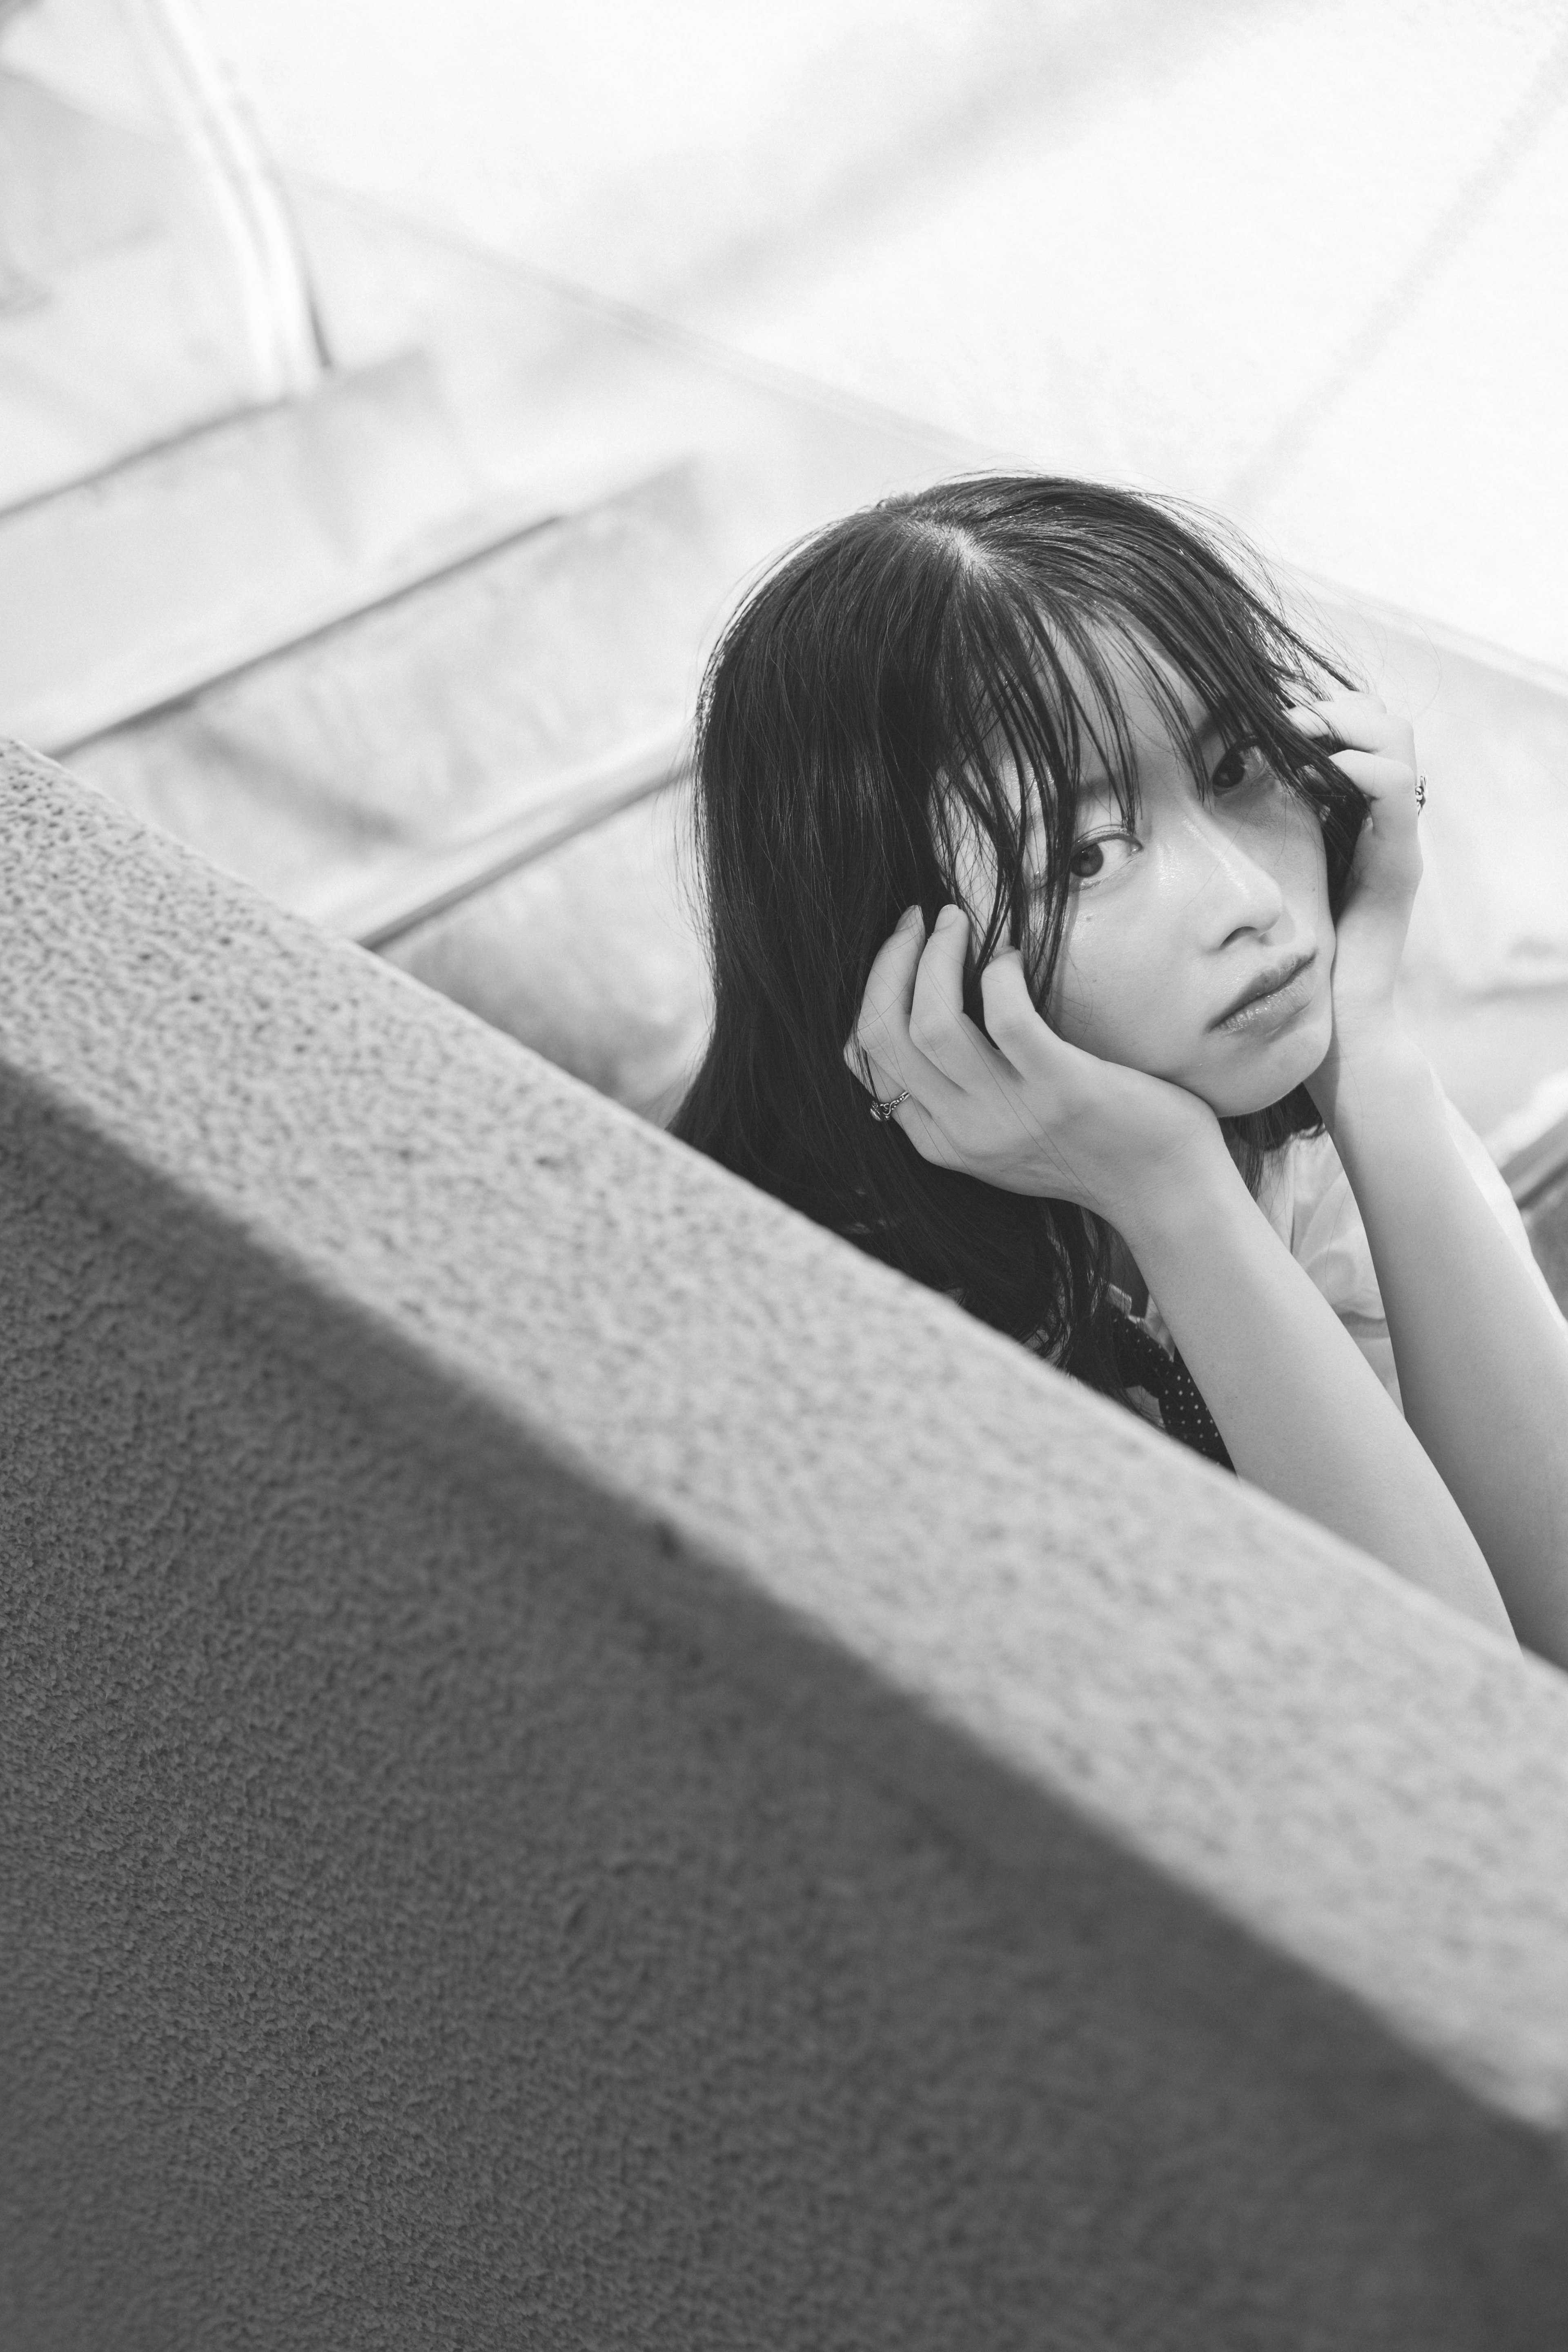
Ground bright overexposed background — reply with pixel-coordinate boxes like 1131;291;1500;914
5;0;1567;1144
22;0;1561;668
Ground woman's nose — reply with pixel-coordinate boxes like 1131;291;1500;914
1178;804;1289;935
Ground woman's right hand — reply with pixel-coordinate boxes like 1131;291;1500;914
844;903;1227;1228
845;906;1519;1646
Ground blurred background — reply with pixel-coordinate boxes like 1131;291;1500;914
2;0;1566;1231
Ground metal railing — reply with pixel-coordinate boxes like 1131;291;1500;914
315;725;692;953
121;0;328;396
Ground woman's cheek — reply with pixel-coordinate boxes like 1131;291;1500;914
1041;918;1100;1048
1269;800;1335;927
1045;924;1166;1067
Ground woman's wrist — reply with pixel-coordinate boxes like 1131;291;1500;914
1308;1018;1434;1149
1107;1127;1252;1268
1106;1117;1514;1642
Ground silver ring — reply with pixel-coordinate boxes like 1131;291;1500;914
869;1089;911;1124
1415;773;1428;811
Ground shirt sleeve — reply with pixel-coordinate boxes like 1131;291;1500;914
1283;1093;1568;1413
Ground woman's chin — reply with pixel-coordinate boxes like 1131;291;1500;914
1185;1016;1334;1118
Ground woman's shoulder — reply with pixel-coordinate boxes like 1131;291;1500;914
1274;1089;1554;1318
1142;1080;1564;1410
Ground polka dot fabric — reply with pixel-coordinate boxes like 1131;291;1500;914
1111;1309;1234;1471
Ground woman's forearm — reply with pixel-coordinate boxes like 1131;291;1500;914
1322;1031;1568;1668
1120;1150;1516;1644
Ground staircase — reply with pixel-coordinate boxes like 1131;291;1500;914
0;51;737;1120
0;349;585;756
47;454;724;1123
0;50;978;1127
0;64;272;509
3;45;1566;1207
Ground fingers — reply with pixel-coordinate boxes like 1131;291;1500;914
1323;748;1419;802
1285;692;1413;764
1285;693;1423;832
841;915;966;1168
907;906;1001;1086
978;951;1100;1114
846;900;1035;1155
855;905;1005;1085
849;903;925;1076
845;918;1082;1185
975;947;1049;1065
879;1092;961;1165
840;1016;962;1167
1285;691;1385;733
845;905;969;1125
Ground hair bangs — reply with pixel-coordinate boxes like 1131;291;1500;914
671;471;1377;1441
1065;511;1368;887
929;578;1160;1004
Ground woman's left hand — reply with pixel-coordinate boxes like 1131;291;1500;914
1288;690;1424;1118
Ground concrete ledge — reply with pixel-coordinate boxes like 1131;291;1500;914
4;737;1568;2349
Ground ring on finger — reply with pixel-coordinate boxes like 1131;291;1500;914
1414;773;1428;811
869;1089;912;1123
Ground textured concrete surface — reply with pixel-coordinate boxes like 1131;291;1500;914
6;739;1568;2348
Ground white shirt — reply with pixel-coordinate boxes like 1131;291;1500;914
1134;1093;1566;1417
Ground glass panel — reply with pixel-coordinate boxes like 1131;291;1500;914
0;0;321;510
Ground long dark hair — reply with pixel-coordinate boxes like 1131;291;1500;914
670;474;1368;1408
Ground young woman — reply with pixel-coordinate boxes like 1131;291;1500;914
671;475;1568;1664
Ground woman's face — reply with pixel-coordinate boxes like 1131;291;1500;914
967;646;1337;1118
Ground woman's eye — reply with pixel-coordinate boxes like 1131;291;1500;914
1210;739;1274;794
1067;831;1137;884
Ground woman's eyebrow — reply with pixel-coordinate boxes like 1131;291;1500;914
1074;707;1229;804
1164;707;1233;768
1173;705;1229;749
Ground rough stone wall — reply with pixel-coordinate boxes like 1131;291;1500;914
4;738;1568;2350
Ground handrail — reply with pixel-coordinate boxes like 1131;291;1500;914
310;725;692;951
122;0;328;396
30;426;573;759
0;1;43;316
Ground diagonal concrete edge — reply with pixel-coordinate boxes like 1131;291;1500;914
5;736;1568;2339
6;728;1568;2087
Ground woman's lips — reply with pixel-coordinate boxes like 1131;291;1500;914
1213;951;1317;1033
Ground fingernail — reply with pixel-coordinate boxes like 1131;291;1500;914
935;903;961;930
899;903;923;931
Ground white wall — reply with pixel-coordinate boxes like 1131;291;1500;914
120;0;1568;671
